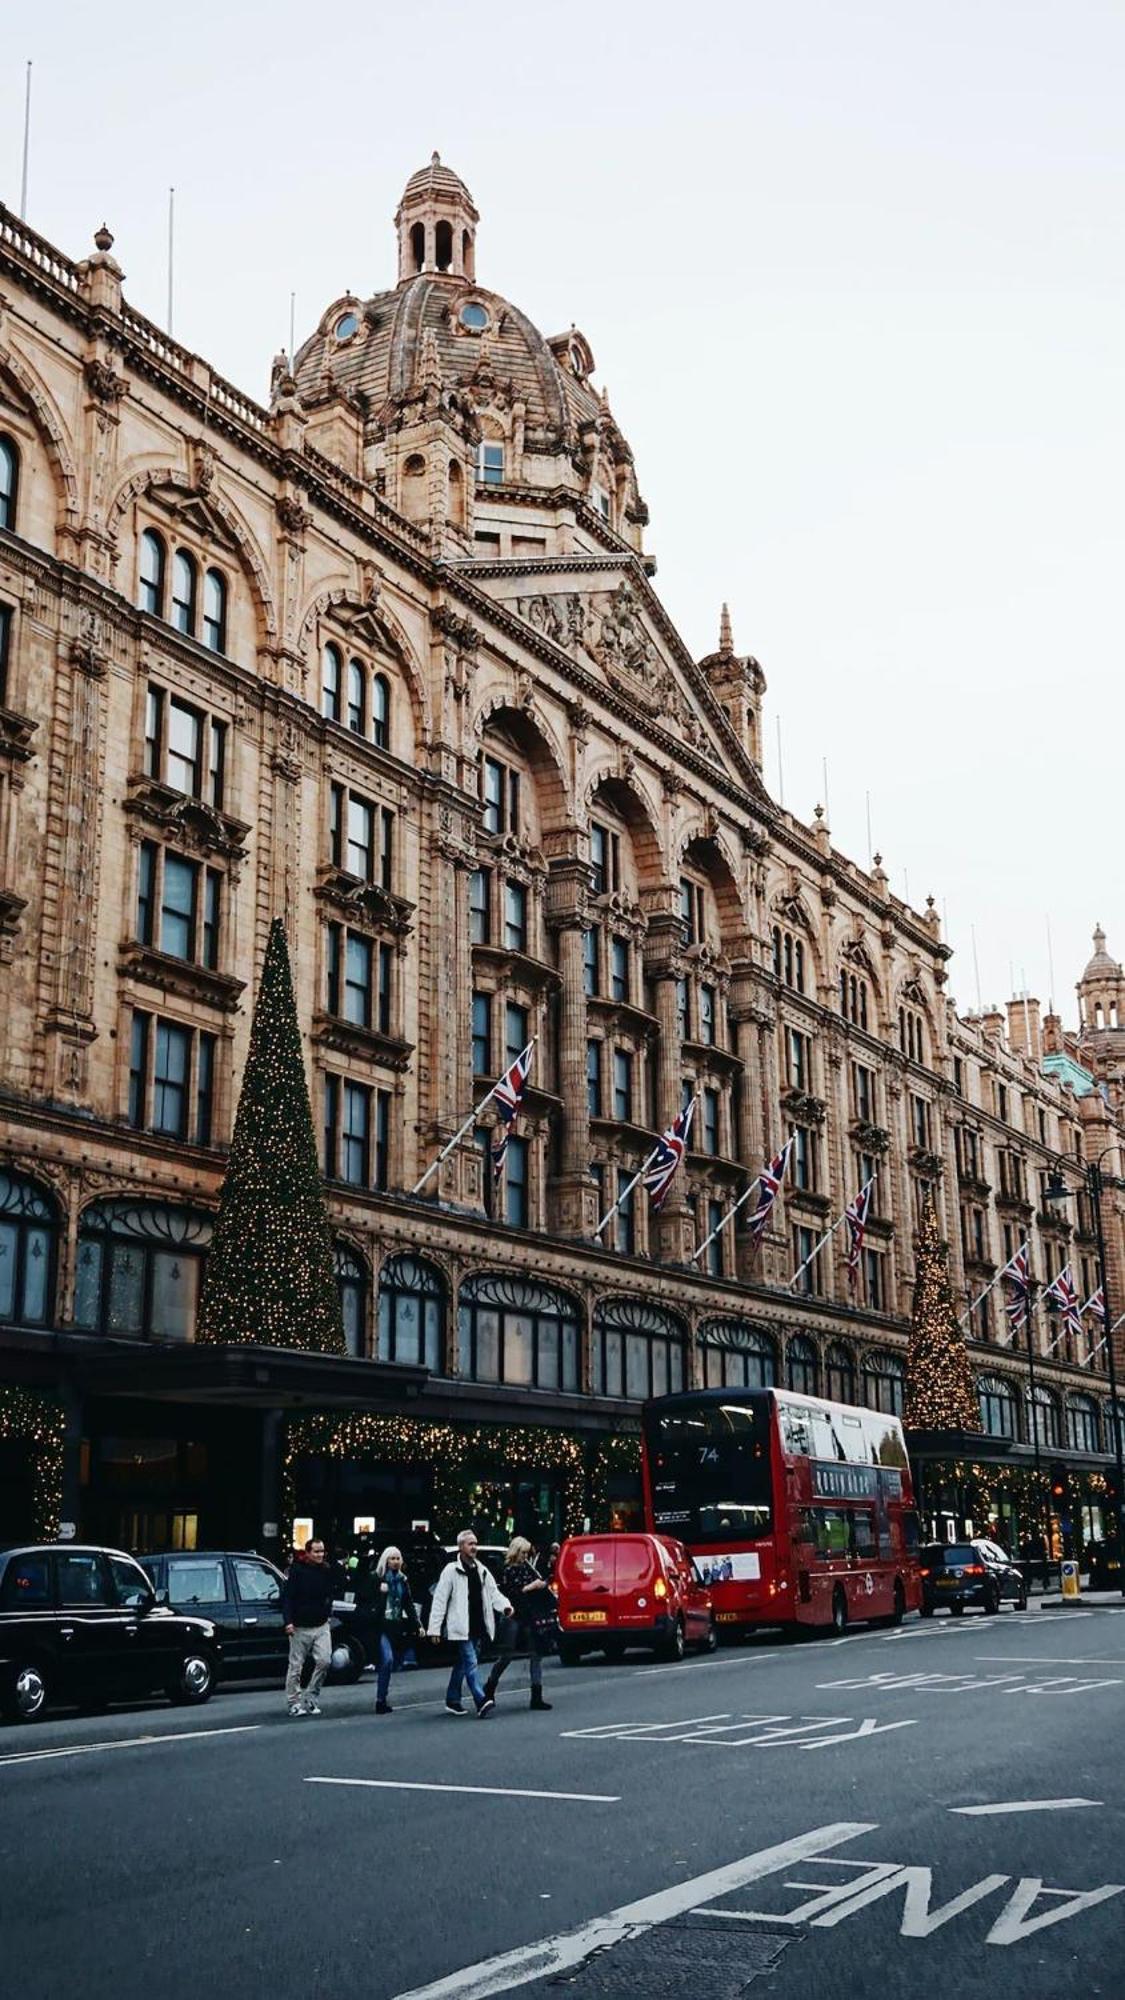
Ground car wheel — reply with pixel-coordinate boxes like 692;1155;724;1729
558;1638;582;1668
4;1660;48;1724
891;1581;906;1627
984;1584;1000;1616
327;1635;365;1685
700;1617;719;1654
950;1601;965;1618
919;1603;934;1619
1017;1586;1028;1611
831;1588;848;1636
167;1649;216;1706
661;1618;686;1663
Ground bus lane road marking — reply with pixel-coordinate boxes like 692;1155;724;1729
561;1709;917;1749
950;1799;1101;1816
816;1668;1122;1697
388;1820;1125;1998
305;1778;620;1804
0;1724;261;1768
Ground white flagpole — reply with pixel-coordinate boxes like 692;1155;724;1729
958;1237;1029;1328
1080;1308;1125;1370
689;1172;762;1266
20;61;32;217
411;1037;537;1196
787;1177;875;1292
594;1151;656;1242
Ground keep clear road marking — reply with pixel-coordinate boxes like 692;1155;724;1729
561;1711;916;1749
0;1724;260;1768
305;1777;619;1804
951;1800;1101;1816
387;1822;874;2000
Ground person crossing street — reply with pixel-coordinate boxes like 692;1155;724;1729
281;1537;335;1717
426;1529;512;1717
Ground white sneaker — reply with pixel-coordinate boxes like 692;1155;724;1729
303;1699;322;1715
287;1702;307;1717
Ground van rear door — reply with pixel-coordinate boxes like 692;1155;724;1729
559;1538;615;1632
612;1537;660;1627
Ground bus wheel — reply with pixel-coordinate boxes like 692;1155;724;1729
831;1588;848;1636
891;1581;906;1627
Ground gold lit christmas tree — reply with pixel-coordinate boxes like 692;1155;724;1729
198;918;345;1354
904;1192;980;1432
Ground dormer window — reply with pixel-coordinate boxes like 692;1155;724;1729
460;301;489;332
593;486;611;522
477;442;504;486
334;311;360;342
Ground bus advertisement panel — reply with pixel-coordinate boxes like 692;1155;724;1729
642;1386;921;1633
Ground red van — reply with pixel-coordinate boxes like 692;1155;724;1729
555;1533;716;1664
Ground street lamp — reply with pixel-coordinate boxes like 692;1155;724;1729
1044;1152;1124;1595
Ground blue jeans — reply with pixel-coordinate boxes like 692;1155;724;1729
445;1639;487;1710
377;1632;397;1704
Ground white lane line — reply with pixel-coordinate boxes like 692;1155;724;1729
388;1821;876;2000
951;1798;1101;1816
0;1724;260;1767
306;1777;619;1804
976;1655;1122;1666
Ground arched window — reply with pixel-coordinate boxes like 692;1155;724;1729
202;568;227;654
862;1350;905;1417
73;1200;212;1342
410;222;425;272
700;1319;776;1391
139;528;166;617
371;673;390;751
1067;1395;1100;1454
378;1254;446;1370
448;459;465;529
1026;1385;1061;1450
978;1374;1018;1438
592;1296;685;1401
786;1334;819;1397
171;549;197;635
335;1242;368;1358
1106;1402;1125;1459
0;433;18;531
825;1342;857;1405
322;643;342;723
839;966;870;1030
772;924;806;994
435;219;453;271
460;1272;580;1392
0;1170;58;1328
347;657;366;734
402;453;427;523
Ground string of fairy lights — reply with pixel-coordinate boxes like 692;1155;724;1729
904;1193;980;1434
0;1388;64;1537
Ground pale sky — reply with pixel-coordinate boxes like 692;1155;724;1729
7;1;1123;1029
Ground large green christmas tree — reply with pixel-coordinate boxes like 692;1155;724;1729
904;1192;980;1431
198;918;345;1354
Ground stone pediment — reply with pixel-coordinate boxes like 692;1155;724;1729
148;483;238;552
123;778;250;862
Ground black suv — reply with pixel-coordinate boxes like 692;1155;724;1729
140;1551;366;1683
0;1544;222;1722
919;1538;1028;1617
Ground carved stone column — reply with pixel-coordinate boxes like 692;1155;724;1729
423;786;480;1208
641;902;691;1262
546;853;596;1237
40;614;109;1104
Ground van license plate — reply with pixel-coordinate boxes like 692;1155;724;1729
569;1610;607;1625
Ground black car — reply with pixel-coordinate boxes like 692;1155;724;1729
140;1551;366;1684
0;1544;222;1723
919;1539;1028;1616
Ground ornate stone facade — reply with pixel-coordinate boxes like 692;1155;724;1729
0;167;1120;1549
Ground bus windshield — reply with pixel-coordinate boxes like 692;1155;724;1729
645;1399;773;1543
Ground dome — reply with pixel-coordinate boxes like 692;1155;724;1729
1081;925;1122;984
399;151;475;208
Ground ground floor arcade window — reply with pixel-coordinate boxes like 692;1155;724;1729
458;1272;580;1391
74;1201;213;1340
978;1375;1018;1438
786;1333;819;1397
378;1254;446;1369
0;1170;58;1327
862;1350;905;1417
700;1319;777;1391
592;1296;685;1401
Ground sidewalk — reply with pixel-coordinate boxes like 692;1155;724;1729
1033;1588;1124;1608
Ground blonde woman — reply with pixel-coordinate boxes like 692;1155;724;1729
483;1535;553;1712
370;1544;420;1715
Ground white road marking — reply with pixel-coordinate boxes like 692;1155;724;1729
950;1799;1101;1816
975;1656;1121;1667
0;1724;260;1767
387;1822;874;2000
306;1777;619;1803
562;1710;917;1750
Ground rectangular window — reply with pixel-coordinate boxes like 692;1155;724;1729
613;1048;633;1122
675;976;689;1040
0;603;11;707
706;1198;724;1277
167;699;203;798
792;1124;815;1190
505;1001;529;1066
617;1169;635;1255
347;795;374;880
322;648;341;722
379;807;394;890
582;928;599;997
590;822;620;896
202;870;221;970
481;754;518;835
374;1088;391;1192
852;1063;874;1123
504;880;528;953
136;841;156;945
329;784;343;867
996;1081;1008;1121
587;1040;602;1116
344;933;373;1028
679;877;705;944
160;852;198;961
472;993;492;1076
153;1021;191;1138
129;1011;150;1128
209;720;226;810
911;1094;931;1150
195;1031;216;1146
506;1135;529;1227
326;923;341;1015
377;943;393;1036
324;1074;340;1175
700;984;716;1047
610;936;629;1003
469;868;491;945
702;1087;720;1156
787;1027;810;1089
144;686;164;778
864;1248;884;1312
341;1081;371;1187
953;1055;964;1095
477;441;504;485
792;1225;821;1296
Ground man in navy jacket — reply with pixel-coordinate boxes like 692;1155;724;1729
281;1538;336;1716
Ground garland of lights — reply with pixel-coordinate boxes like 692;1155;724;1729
0;1388;64;1537
905;1193;980;1432
588;1431;642;1529
917;1457;1110;1556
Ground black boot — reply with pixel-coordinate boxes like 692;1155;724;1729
530;1687;552;1711
482;1671;499;1703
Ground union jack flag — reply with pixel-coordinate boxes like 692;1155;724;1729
1044;1263;1084;1342
746;1139;793;1248
490;1042;535;1180
845;1179;874;1286
1083;1285;1107;1326
1000;1242;1031;1339
642;1097;696;1211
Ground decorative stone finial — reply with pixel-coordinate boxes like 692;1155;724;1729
719;603;733;654
431;150;441;165
94;224;114;252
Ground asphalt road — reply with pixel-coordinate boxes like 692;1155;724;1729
2;1603;1124;2000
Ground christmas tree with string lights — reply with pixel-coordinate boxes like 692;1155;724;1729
904;1191;980;1432
198;917;345;1354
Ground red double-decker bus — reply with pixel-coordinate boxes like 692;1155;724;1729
642;1385;921;1634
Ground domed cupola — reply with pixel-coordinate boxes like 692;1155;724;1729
396;152;479;283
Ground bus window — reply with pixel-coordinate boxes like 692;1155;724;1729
812;1507;849;1557
647;1400;773;1542
851;1510;877;1559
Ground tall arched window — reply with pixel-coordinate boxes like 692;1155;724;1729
825;1342;857;1405
401;453;427;523
171;550;197;635
862;1350;905;1416
322;643;342;723
372;673;390;751
592;1296;685;1401
335;1242;369;1358
700;1319;776;1391
0;1170;58;1328
347;658;365;734
1067;1394;1100;1454
74;1200;212;1341
378;1254;446;1370
1027;1385;1061;1450
410;222;425;271
202;568;227;654
435;219;453;271
0;434;19;532
786;1334;819;1397
460;1272;580;1392
978;1374;1018;1438
139;528;166;616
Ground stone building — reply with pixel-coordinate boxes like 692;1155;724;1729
0;161;1121;1556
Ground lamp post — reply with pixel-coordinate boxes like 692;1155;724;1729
1045;1153;1124;1596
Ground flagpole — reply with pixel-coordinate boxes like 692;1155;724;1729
787;1206;848;1292
411;1037;537;1196
959;1237;1029;1329
593;1152;656;1242
1080;1308;1125;1371
689;1173;762;1266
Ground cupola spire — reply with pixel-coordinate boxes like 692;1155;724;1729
395;153;480;284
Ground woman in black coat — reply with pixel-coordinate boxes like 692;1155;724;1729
368;1545;421;1715
483;1536;553;1711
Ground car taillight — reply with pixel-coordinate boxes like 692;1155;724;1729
919;1567;930;1577
963;1564;985;1576
653;1578;668;1599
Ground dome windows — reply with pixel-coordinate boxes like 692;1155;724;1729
334;310;360;342
459;300;489;332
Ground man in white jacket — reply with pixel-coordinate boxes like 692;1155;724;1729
427;1528;513;1716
